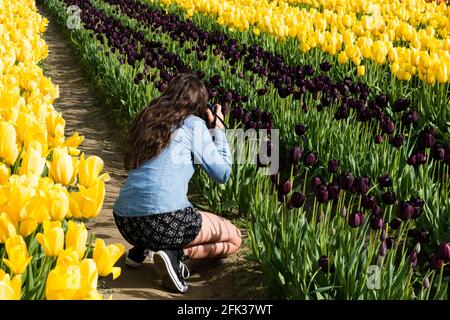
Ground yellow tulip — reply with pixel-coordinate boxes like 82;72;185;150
45;263;81;300
18;146;46;177
46;184;70;221
66;220;88;259
19;218;38;238
46;111;65;147
0;163;11;185
56;248;80;266
357;65;365;76
338;51;348;64
3;235;32;274
76;259;103;300
63;132;84;149
47;147;78;186
0;122;19;166
0;270;21;300
69;180;105;219
4;175;38;223
93;239;124;280
36;220;64;257
0;212;16;243
78;153;110;188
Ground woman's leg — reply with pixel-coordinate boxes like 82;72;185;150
183;211;242;259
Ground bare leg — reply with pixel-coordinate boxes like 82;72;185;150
183;211;242;259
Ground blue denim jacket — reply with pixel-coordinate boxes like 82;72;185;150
113;115;232;216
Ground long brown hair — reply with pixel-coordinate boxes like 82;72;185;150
124;73;208;170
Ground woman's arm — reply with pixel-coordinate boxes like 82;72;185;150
190;109;232;183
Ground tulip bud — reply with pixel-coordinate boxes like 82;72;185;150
362;194;376;209
304;152;317;166
381;120;395;134
311;177;321;193
381;191;396;205
392;135;404;148
289;147;302;163
389;218;402;230
349;211;365;228
0;122;19;166
407;154;417;166
437;242;450;261
396;201;414;220
320;61;332;72
318;256;334;272
421;133;435;148
372;205;382;217
289;192;305;208
338;171;354;190
423;277;430;289
328;159;339;174
432;145;445;161
386;236;398;249
380;228;387;241
378;241;387;256
294;124;307;136
409;250;418;268
378;174;392;188
280;180;292;195
316;185;329;203
430;254;444;270
355;176;370;194
327;183;340;200
370;216;384;230
374;135;383;144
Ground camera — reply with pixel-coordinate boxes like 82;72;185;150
207;103;216;114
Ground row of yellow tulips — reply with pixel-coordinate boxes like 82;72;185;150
0;0;123;299
156;0;450;83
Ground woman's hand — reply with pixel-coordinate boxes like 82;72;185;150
206;104;225;129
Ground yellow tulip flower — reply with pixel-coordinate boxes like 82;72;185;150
0;212;16;243
338;51;348;64
66;220;88;259
357;65;365;76
3;235;32;274
45;263;81;300
46;184;70;221
69;180;105;219
4;175;38;223
63;133;84;149
19;218;38;238
46;111;65;147
18;146;46;177
56;248;81;266
36;220;64;257
0;270;21;300
0;163;11;185
48;147;78;186
93;238;124;280
76;259;103;300
0;122;19;166
78;153;110;188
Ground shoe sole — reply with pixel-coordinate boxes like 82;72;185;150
153;251;188;293
125;256;142;269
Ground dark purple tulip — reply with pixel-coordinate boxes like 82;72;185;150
256;88;267;96
410;197;424;208
378;174;392;188
319;61;332;72
316;185;329;203
281;180;292;195
438;242;450;261
430;254;444;270
416;151;427;165
311;177;322;192
386;236;398;249
407;154;417;166
381;120;395;134
432;145;445;161
372;205;382;217
381;191;396;205
302;103;309;113
392;98;410;112
355;176;370;194
445;154;450;165
374;135;383;144
327;183;340;200
362;194;376;209
380;228;387;241
396;202;414;220
338;171;354;190
328;160;339;174
224;92;233;102
318;256;333;272
289;192;305;208
378;241;388;256
389;218;402;230
421;133;435;148
294;124;307;136
375;94;388;108
349;211;365;228
409;250;418;268
289;147;302;163
414;230;429;244
370;216;384;230
401;110;419;126
304;152;317;166
391;135;404;148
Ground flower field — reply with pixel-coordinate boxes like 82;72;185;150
13;0;450;299
0;0;124;299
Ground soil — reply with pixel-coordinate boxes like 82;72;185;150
38;5;265;300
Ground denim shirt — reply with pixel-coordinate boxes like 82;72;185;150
113;115;232;216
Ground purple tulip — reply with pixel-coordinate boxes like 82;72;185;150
381;120;395;134
362;194;376;209
396;201;414;220
355;176;370;194
414;230;429;244
391;135;404;148
294;124;307;136
409;250;418;268
316;185;329;203
338;171;354;190
389;218;402;230
430;254;444;270
437;242;450;261
289;192;305;208
392;98;410;112
372;205;382;217
386;236;398;249
289;147;302;163
327;183;340;200
349;211;365;228
318;256;333;272
381;191;396;205
304;152;317;166
281;180;292;195
432;145;445;161
374;135;383;144
378;174;392;188
375;94;388;108
378;241;387;256
380;228;387;241
421;133;435;148
407;154;417;166
370;216;384;230
319;61;332;72
416;151;427;165
328;160;339;174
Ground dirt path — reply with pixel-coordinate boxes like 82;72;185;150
39;5;264;300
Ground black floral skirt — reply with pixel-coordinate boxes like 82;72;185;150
113;207;203;251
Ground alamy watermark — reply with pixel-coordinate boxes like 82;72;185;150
366;265;381;290
66;5;81;30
